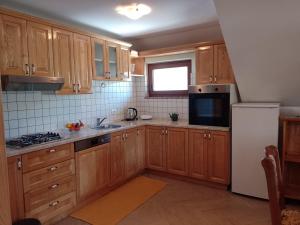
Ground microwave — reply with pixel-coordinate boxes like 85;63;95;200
188;84;238;127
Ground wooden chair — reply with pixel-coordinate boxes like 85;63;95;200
262;145;300;225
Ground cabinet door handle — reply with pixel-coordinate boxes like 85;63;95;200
17;158;22;170
49;184;59;190
208;133;211;139
49;201;59;207
25;64;30;75
137;130;140;136
77;83;81;92
125;133;128;139
48;149;56;153
48;166;58;172
204;133;207;139
161;129;164;136
209;76;213;83
165;129;168;135
72;84;76;93
214;76;217;83
31;64;36;75
122;133;125;141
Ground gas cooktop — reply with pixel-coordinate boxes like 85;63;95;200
6;132;62;149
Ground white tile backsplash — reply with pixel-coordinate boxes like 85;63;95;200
2;53;196;139
3;80;136;138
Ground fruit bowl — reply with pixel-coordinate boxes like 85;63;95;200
66;120;84;132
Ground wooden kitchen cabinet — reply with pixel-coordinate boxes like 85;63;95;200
146;126;166;171
188;129;230;185
119;46;130;80
213;44;235;84
91;38;107;80
146;126;188;175
196;46;214;84
53;28;75;94
131;57;145;76
189;129;208;180
76;143;110;201
207;130;230;184
106;41;120;80
73;33;92;94
7;156;25;223
136;127;146;171
110;132;125;186
0;14;28;76
124;128;138;178
27;22;53;77
166;127;189;176
196;43;234;84
91;40;130;81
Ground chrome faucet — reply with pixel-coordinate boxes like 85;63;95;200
96;117;107;127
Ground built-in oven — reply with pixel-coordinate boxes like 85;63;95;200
189;84;237;127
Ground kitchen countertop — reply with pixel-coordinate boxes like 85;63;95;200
6;119;230;157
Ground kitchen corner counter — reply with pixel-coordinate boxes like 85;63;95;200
5;119;230;157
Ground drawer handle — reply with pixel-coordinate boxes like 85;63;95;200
48;149;56;153
49;201;59;207
48;166;58;172
49;184;59;190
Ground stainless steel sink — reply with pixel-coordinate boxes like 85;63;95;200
93;124;122;130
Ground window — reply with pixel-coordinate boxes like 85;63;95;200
147;60;191;97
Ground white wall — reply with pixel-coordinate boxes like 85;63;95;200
213;0;300;106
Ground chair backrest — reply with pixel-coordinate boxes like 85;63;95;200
265;145;285;208
262;154;282;225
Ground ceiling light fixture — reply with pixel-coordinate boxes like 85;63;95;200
116;3;151;20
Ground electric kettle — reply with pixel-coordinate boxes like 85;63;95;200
125;108;138;121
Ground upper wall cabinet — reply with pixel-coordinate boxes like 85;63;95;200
91;39;131;81
73;34;92;94
196;44;235;84
119;46;130;80
91;38;106;80
131;57;145;76
0;15;53;77
27;22;53;77
0;15;28;75
53;28;75;94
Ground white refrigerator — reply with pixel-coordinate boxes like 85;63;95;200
231;103;280;199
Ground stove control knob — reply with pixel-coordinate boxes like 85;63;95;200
198;88;202;92
215;87;219;92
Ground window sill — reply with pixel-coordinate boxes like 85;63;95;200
144;96;188;99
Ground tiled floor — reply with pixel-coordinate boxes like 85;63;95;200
56;175;271;225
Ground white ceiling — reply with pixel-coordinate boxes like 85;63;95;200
1;0;218;38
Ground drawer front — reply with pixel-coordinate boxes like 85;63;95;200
23;159;75;193
26;192;76;224
24;176;75;212
22;143;74;172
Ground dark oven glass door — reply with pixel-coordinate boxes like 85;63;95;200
189;93;230;127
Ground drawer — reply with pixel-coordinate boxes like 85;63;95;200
22;143;74;172
26;192;76;224
23;159;75;193
24;176;75;212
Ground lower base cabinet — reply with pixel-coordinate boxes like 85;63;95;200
146;126;230;185
146;126;166;171
7;156;25;223
76;143;110;202
110;131;125;186
189;129;230;185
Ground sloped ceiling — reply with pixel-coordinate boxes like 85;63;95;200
213;0;300;106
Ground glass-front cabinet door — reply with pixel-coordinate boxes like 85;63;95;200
106;42;120;80
91;38;106;80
